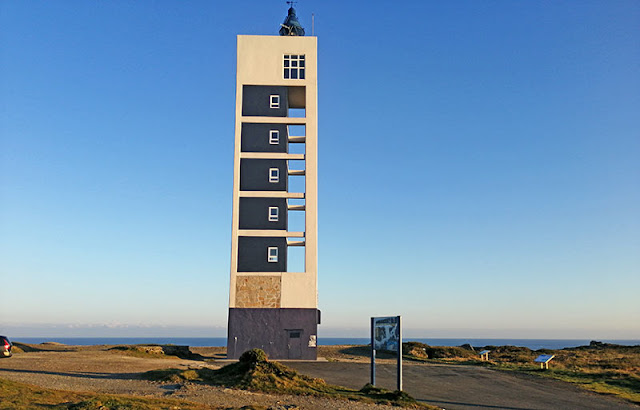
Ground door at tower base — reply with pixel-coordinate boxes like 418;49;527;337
227;308;320;360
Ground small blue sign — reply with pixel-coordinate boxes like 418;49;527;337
534;354;555;363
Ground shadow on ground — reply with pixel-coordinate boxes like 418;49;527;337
0;367;137;381
12;343;77;353
339;345;397;359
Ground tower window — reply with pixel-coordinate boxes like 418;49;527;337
270;95;280;108
269;168;279;183
269;130;279;145
268;247;278;262
284;54;305;80
268;206;279;221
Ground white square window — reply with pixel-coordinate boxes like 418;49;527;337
269;130;279;145
270;95;280;109
268;206;279;221
269;168;279;183
268;247;278;262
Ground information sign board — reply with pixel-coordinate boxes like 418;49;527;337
534;354;555;363
373;316;400;351
371;315;402;391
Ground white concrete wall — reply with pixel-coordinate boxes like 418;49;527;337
230;35;317;309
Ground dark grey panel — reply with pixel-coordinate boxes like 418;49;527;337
238;236;287;272
240;159;287;191
241;123;288;153
239;198;287;230
227;308;319;360
242;85;288;117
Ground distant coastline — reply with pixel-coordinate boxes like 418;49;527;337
12;337;640;350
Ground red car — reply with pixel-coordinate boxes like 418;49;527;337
1;336;12;358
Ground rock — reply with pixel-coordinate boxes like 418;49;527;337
161;345;192;357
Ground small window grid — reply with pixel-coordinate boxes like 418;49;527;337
284;54;305;79
269;130;279;145
270;94;280;108
268;206;279;221
269;168;279;183
268;247;278;262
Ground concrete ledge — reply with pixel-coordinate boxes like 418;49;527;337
241;116;306;124
240;191;305;199
240;152;305;160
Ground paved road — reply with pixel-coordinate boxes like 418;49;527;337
288;362;638;410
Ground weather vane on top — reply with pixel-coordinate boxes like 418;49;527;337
279;0;305;36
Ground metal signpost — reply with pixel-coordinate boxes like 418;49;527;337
370;315;402;391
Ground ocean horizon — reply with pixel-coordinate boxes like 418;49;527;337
12;337;640;350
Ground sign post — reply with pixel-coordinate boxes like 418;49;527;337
371;315;402;391
397;316;402;391
370;317;376;386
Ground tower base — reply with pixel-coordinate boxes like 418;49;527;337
227;308;319;360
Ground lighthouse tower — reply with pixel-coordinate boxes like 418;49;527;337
227;6;319;360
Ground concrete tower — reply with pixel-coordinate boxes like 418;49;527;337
227;7;319;360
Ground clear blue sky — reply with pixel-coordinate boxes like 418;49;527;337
1;0;638;339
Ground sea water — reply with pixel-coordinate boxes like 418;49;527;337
12;337;640;350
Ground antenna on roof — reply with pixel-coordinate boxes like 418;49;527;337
287;0;297;7
312;13;315;36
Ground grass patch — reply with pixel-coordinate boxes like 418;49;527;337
479;342;640;404
11;342;76;353
403;341;477;361
142;348;435;409
10;345;24;354
515;368;640;404
398;341;640;405
108;344;198;360
0;377;220;409
359;383;425;407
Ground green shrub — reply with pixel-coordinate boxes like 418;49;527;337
239;348;268;364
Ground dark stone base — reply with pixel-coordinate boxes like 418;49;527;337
227;308;319;360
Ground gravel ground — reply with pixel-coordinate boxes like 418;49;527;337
0;344;407;410
3;343;635;410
